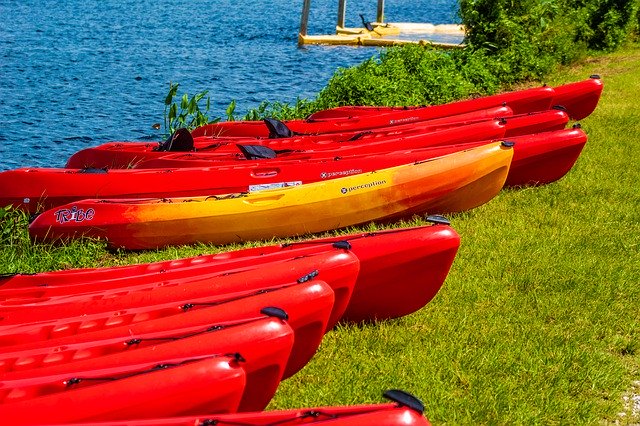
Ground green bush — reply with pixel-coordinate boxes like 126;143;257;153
314;46;491;107
163;82;216;134
459;0;640;62
576;0;640;50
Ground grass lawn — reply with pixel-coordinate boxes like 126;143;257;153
272;45;640;424
1;44;638;424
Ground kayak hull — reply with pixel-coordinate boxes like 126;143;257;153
1;316;295;412
0;281;336;380
0;355;247;424
29;142;513;249
505;125;587;186
41;395;430;425
306;76;602;121
3;222;460;325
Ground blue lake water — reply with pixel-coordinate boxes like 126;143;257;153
0;0;459;170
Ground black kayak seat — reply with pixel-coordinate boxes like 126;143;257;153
236;144;278;160
156;128;194;152
264;118;294;139
78;168;108;174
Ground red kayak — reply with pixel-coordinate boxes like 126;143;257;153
0;282;335;380
141;126;587;188
0;219;460;324
189;84;558;138
0;111;567;215
39;390;430;425
62;107;565;171
0;314;295;412
0;248;357;310
64;111;510;169
305;75;602;121
0;355;246;424
185;76;599;139
0;250;359;328
136;108;566;167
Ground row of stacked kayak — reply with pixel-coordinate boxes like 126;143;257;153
0;221;458;424
0;76;603;424
0;76;601;250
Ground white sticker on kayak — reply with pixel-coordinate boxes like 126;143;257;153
320;169;363;179
249;181;302;192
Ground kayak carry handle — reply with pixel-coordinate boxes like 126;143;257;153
297;269;319;283
261;306;289;320
426;215;450;226
227;352;246;364
347;131;372;141
78;168;108;174
383;389;425;414
332;240;352;250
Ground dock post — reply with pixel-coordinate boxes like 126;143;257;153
337;0;347;28
299;0;311;45
376;0;385;23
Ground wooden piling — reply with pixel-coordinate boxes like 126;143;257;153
299;0;311;35
337;0;347;28
298;0;312;45
376;0;385;23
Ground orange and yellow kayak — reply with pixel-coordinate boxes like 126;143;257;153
29;142;513;249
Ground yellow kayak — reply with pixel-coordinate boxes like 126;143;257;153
29;142;513;249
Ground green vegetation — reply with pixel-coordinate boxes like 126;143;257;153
163;82;215;134
1;46;638;423
242;0;640;120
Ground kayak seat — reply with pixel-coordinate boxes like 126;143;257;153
155;128;194;152
236;144;278;160
264;118;295;138
78;168;108;174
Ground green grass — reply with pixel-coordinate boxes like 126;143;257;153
273;46;640;424
1;45;639;424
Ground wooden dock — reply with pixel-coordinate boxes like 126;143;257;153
298;0;465;48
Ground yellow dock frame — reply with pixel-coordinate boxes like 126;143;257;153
298;0;465;48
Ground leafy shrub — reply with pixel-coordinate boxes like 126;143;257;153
244;98;317;121
459;0;640;62
163;82;216;134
